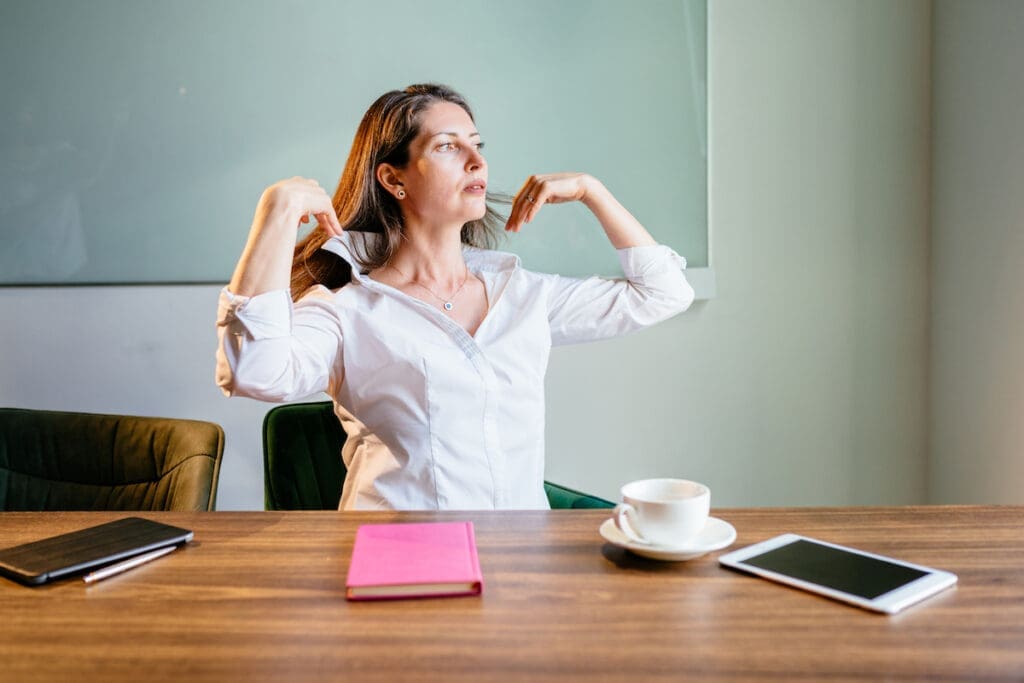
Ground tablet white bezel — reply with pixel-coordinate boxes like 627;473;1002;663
718;533;958;614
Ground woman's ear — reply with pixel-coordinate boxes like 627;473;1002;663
376;163;406;200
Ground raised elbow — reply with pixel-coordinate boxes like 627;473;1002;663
673;274;696;315
631;270;695;325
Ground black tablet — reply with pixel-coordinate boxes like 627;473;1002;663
0;517;193;586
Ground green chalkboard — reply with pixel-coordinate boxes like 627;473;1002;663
0;0;706;284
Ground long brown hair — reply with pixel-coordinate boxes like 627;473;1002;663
291;84;506;299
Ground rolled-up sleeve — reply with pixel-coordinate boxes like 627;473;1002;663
215;286;343;402
544;245;695;346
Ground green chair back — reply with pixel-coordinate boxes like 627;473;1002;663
262;401;613;510
263;401;347;510
0;408;224;511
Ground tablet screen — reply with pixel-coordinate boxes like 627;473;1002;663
741;539;929;599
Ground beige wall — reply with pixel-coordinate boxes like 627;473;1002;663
929;0;1024;503
0;0;936;509
547;0;932;505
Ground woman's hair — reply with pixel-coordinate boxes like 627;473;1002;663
290;83;506;299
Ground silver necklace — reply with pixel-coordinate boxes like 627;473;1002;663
390;263;470;313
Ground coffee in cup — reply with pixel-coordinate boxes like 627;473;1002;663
613;478;710;547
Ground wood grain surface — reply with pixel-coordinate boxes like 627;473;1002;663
1;507;1022;682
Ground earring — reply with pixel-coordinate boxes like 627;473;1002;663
397;190;406;199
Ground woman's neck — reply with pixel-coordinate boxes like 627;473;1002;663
387;223;467;287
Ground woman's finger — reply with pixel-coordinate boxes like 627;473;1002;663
518;177;543;227
524;181;552;224
508;177;542;232
313;188;343;236
505;191;526;232
318;209;344;237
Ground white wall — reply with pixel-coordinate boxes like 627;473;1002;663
929;0;1024;503
1;0;934;510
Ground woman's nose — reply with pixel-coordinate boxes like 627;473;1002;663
466;148;486;171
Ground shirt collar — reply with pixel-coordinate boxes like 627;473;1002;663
321;231;521;282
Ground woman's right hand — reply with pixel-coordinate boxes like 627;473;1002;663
229;177;342;296
257;176;343;237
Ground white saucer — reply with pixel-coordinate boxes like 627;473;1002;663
599;517;737;561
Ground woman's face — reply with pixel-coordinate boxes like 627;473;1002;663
393;101;488;228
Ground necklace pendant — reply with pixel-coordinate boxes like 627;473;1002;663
443;302;454;312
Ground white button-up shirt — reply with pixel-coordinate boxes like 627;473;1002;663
216;232;694;510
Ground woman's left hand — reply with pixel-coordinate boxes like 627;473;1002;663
505;173;598;232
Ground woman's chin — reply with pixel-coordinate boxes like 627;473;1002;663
462;206;488;223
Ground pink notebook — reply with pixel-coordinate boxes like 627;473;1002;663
345;522;483;601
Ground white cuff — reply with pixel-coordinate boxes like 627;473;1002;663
217;287;292;340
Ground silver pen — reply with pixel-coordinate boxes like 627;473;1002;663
83;545;179;584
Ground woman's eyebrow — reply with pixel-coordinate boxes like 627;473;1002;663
429;131;481;139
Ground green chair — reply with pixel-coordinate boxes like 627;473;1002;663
262;400;614;510
0;408;224;511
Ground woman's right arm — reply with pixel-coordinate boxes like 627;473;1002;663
229;177;342;296
216;178;345;401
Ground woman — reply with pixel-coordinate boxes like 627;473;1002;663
217;84;694;510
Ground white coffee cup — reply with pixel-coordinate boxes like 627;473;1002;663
613;478;710;547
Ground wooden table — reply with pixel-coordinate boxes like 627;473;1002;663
1;507;1022;682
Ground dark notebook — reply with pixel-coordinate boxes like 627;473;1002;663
0;517;193;586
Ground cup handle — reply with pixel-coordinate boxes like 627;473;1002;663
613;503;649;544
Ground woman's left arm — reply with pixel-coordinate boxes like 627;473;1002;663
506;173;694;346
505;173;655;249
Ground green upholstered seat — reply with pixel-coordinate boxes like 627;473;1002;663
541;481;616;509
0;408;224;511
262;401;613;510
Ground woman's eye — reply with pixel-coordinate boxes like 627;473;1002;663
436;141;484;153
